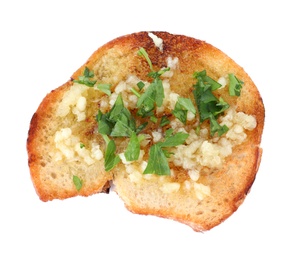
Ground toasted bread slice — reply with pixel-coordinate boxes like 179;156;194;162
27;31;264;231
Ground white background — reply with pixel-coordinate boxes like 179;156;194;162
1;0;298;259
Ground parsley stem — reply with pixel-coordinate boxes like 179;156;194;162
131;88;141;98
137;47;154;71
102;134;110;145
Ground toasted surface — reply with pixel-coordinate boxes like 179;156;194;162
27;31;264;230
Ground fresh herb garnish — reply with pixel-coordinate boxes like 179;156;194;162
228;73;243;96
160;115;170;127
136;48;170;118
96;95;139;170
136;75;167;117
74;67;112;96
193;70;230;136
143;131;189;175
137;81;145;90
74;67;97;87
95;48;189;175
137;47;154;71
143;144;171;175
194;70;222;91
172;101;188;124
73;175;83;191
176;97;196;115
124;132;140;161
76;48;243;176
102;135;121;171
97;94;136;137
96;83;112;96
172;97;196;124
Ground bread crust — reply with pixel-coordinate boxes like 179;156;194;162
27;31;264;230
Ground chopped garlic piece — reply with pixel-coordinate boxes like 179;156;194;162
54;128;103;165
56;83;88;120
75;143;95;165
152;130;163;143
148;32;163;51
160;183;180;193
188;170;200;182
218;76;227;88
194;183;211;200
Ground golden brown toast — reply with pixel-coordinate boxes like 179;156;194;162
27;31;264;231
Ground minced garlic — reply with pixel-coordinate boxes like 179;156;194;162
54;54;257;201
148;32;163;51
56;83;88;121
54;128;103;165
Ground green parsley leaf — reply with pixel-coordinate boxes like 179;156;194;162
136;83;157;117
172;101;188;124
150;115;158;123
210;115;229;136
143;131;188;175
97;94;136;137
73;175;83;191
136;77;166;117
193;70;230;136
152;78;164;107
228;73;243;96
160;115;170;127
172;97;197;124
110;113;135;137
96;83;112;96
177;97;196;114
109;94;127;120
164;128;174;138
193;70;222;91
124;132;140;161
143;144;171;175
73;67;97;87
97;110;113;135
135;48;170;118
137;81;145;90
159;132;189;148
103;136;121;171
215;97;230;116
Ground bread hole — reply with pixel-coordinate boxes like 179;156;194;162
196;210;204;215
40;161;46;167
211;209;217;213
51;172;57;179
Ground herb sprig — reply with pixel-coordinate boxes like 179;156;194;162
143;131;189;175
74;67;112;95
135;48;170;118
193;70;230;136
73;67;97;87
95;48;186;174
228;73;244;96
